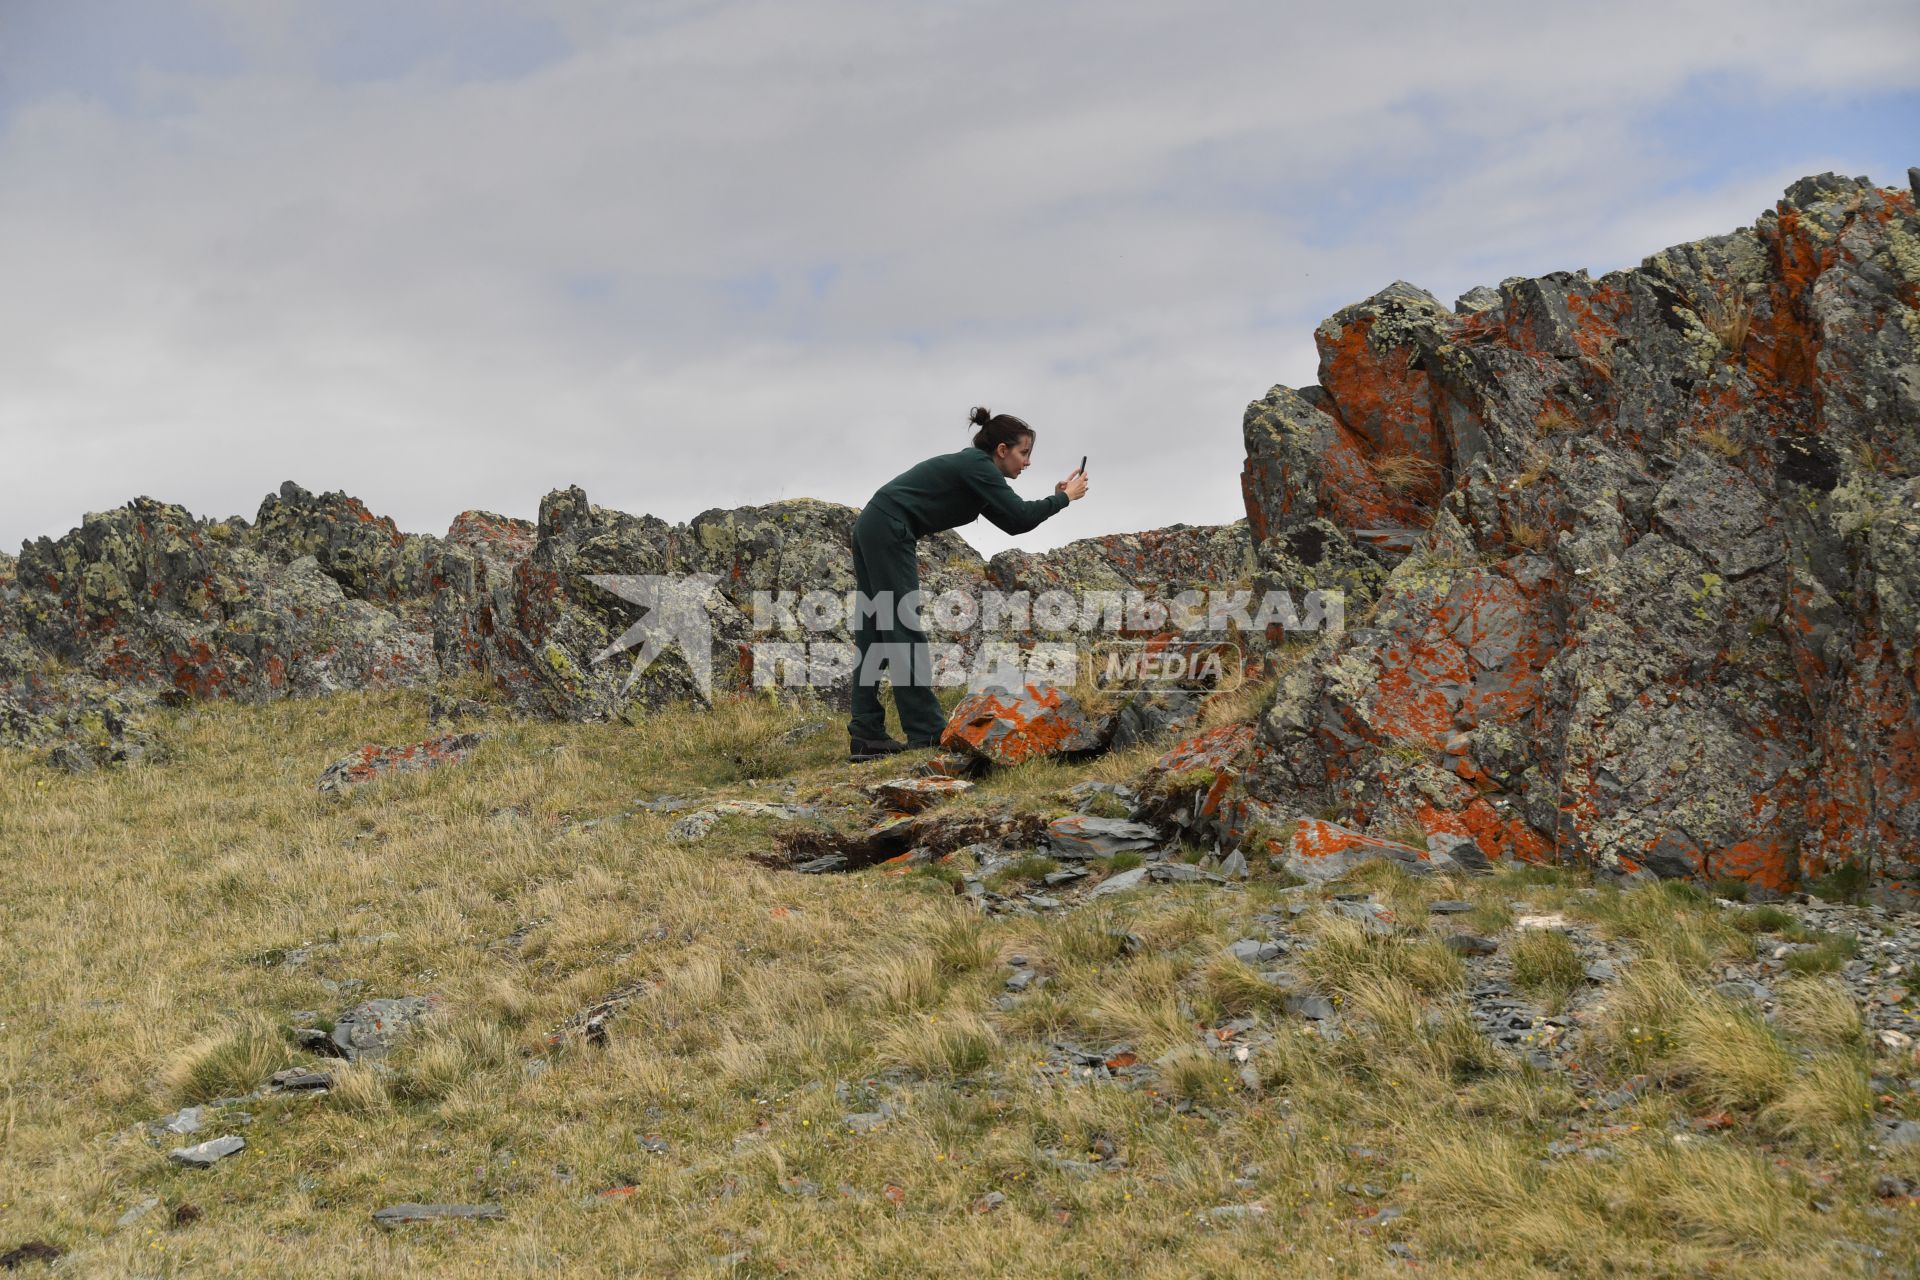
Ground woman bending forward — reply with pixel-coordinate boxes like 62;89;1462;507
847;406;1090;762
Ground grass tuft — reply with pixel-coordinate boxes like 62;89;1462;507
162;1015;296;1105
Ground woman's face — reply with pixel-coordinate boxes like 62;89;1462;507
994;436;1034;479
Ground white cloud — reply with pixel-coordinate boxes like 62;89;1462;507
0;0;1914;558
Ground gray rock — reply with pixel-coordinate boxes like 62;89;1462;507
1202;1202;1268;1223
1584;960;1618;983
372;1203;505;1226
1881;1120;1920;1151
115;1197;161;1229
317;732;484;794
1219;848;1250;879
168;1134;245;1167
1445;934;1499;957
1045;816;1162;860
331;995;440;1061
1284;993;1335;1020
1428;900;1474;915
1005;969;1039;992
1085;867;1149;899
1228;938;1285;964
1105;689;1205;752
1149;862;1228;885
1454;285;1502;313
1714;979;1773;1002
945;673;1108;766
1066;780;1136;807
1332;898;1395;934
842;1111;891;1133
155;1105;206;1135
633;794;698;812
269;1068;332;1092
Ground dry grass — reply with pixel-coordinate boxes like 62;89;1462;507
1692;425;1746;457
161;1015;298;1106
1511;444;1553;490
1507;929;1585;1013
1534;408;1579;436
1506;519;1548;550
1369;450;1443;495
0;688;1907;1277
1696;280;1754;355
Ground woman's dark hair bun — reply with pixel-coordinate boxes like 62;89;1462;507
969;405;1035;454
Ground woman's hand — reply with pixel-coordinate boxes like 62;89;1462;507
1057;469;1089;501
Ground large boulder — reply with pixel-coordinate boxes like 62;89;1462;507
1237;173;1920;905
940;670;1108;766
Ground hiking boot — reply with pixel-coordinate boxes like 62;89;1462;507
903;735;943;751
848;734;910;762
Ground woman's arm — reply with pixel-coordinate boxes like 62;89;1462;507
965;454;1069;535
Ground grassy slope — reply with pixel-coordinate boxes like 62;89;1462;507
0;687;1914;1278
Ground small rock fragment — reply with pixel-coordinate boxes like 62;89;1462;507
372;1203;505;1226
168;1135;245;1168
1284;993;1335;1020
1086;867;1149;899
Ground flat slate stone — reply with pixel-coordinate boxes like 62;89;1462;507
169;1135;245;1167
372;1203;505;1226
1085;867;1149;899
1284;993;1335;1020
1045;816;1162;860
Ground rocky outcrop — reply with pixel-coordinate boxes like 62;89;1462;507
8;477;1250;761
986;521;1256;597
10;169;1914;914
425;488;994;720
1225;171;1920;906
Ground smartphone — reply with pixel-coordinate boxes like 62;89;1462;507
1079;455;1087;475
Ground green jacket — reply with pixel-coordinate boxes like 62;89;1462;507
864;447;1069;538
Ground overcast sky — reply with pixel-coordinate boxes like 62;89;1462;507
1;0;1915;560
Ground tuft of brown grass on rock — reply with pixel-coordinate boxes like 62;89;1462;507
1369;450;1444;494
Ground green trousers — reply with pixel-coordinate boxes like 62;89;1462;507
849;504;947;743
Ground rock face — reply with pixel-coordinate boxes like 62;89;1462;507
425;489;995;721
0;485;1028;753
986;522;1256;597
1230;172;1920;906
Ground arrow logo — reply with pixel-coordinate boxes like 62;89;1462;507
585;573;723;697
